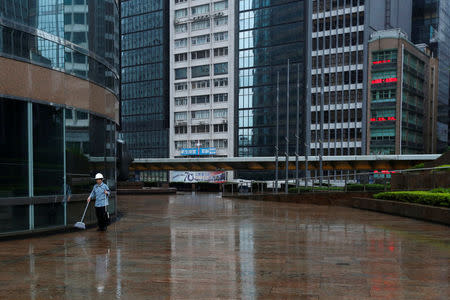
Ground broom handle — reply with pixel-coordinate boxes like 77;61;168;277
81;201;90;222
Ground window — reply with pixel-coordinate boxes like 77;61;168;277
74;13;85;24
191;95;210;104
213;93;228;102
175;97;188;106
214;1;228;11
192;80;210;89
191;140;210;147
214;47;228;56
192;4;209;15
191;49;210;60
213;124;228;132
175;0;187;3
191;65;210;78
214;31;228;42
175;140;188;149
175;68;187;80
175;126;188;134
175;38;187;48
175;9;187;19
175;112;187;121
214;63;228;75
214;78;228;87
175;23;188;33
213;139;228;148
175;82;188;91
175;53;188;62
191;124;210;133
191;34;210;45
214;16;228;26
214;109;227;118
372;50;397;62
191;110;210;119
192;20;210;31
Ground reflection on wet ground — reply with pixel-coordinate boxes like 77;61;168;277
0;193;448;299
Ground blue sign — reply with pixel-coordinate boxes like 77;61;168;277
181;147;216;156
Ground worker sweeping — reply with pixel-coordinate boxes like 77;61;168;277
87;173;110;231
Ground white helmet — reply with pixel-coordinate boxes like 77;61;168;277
95;173;104;180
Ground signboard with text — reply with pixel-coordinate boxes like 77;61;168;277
180;147;216;156
170;171;226;183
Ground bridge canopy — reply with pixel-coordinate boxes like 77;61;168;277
130;155;440;171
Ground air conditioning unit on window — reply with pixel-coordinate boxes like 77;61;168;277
222;119;227;124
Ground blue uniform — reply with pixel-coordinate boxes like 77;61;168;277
89;182;110;207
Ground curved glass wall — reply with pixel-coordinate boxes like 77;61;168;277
0;0;120;94
0;97;117;233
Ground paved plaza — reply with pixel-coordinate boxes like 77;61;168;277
0;193;448;299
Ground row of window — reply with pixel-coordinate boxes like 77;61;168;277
312;70;364;87
312;51;363;69
175;63;228;79
310;147;362;156
174;139;228;149
175;1;228;19
121;0;162;18
122;10;163;34
175;47;228;63
175;32;228;48
312;31;364;51
311;128;363;142
312;0;365;13
175;78;228;91
313;12;364;32
174;109;228;121
175;93;228;106
175;16;228;33
175;123;228;134
311;89;363;106
311;109;363;124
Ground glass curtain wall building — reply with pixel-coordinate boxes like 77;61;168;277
120;0;170;164
236;0;307;179
412;0;450;152
0;0;120;235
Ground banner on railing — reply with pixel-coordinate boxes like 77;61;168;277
170;171;226;183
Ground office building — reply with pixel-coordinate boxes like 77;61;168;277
170;0;234;159
121;0;170;160
412;0;450;152
310;0;412;159
367;29;438;155
0;0;120;234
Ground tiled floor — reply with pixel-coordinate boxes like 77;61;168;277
0;193;448;299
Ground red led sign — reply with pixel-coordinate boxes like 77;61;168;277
370;117;396;122
371;77;398;84
374;170;396;174
373;59;391;65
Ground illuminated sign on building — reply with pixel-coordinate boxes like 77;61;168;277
372;59;392;64
371;77;398;84
370;117;396;122
181;147;217;156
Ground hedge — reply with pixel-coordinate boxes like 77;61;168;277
346;183;388;191
430;188;450;194
373;191;450;207
288;186;343;193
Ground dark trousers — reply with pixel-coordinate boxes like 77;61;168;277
95;206;108;230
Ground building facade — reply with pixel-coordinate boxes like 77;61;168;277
367;29;438;155
170;0;234;159
0;0;120;234
412;0;450;152
120;0;170;161
309;0;412;159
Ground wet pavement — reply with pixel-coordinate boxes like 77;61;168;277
0;193;449;299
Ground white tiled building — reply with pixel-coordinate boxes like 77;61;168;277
169;0;234;158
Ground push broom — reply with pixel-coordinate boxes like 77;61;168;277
74;201;90;230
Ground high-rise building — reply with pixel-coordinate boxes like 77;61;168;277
169;0;234;159
236;0;307;164
309;0;412;160
0;0;120;234
367;29;438;155
120;0;170;160
412;0;450;152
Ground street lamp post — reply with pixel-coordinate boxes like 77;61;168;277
285;60;290;194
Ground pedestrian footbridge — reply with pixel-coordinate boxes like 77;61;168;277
130;154;440;171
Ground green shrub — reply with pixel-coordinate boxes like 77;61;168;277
430;188;450;193
288;186;343;193
374;191;450;207
411;162;425;169
431;164;450;173
346;183;388;191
